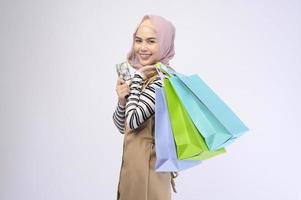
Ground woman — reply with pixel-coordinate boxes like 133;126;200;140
112;14;177;200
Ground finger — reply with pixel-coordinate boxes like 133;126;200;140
121;88;130;94
117;77;125;85
116;85;123;92
145;71;157;78
150;69;158;75
120;84;129;90
144;65;156;71
116;85;127;94
120;91;129;99
139;65;154;72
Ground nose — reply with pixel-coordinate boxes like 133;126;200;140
140;41;148;51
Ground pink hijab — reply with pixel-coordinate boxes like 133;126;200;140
127;14;176;68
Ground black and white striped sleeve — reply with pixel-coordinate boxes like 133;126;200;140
125;72;163;130
112;103;126;134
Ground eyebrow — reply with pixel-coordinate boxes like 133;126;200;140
135;36;157;40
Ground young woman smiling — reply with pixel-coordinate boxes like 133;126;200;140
113;14;177;200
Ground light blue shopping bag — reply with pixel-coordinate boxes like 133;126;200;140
155;87;201;172
156;62;249;150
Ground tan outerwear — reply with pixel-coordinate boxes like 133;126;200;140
116;76;174;200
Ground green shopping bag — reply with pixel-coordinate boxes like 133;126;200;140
163;77;226;160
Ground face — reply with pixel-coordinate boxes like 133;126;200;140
134;19;160;66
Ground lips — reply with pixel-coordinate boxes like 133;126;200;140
140;54;152;59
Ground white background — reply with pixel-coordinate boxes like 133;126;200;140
1;0;300;199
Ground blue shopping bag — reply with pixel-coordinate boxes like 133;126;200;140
156;63;249;151
154;87;201;172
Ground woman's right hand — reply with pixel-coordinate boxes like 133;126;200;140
115;77;130;107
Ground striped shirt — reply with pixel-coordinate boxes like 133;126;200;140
112;72;163;134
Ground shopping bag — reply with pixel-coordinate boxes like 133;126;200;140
157;62;249;150
176;74;249;150
154;87;201;172
163;77;226;160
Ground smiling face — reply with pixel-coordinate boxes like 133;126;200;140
134;19;160;66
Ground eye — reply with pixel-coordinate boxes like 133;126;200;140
149;40;156;44
135;39;142;43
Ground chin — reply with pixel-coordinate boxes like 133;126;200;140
139;59;157;66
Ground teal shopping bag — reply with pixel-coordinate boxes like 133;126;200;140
156;62;249;150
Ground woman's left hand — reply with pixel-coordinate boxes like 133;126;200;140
138;65;158;80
